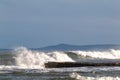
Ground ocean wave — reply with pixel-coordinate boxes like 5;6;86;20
70;72;120;80
0;47;120;70
13;47;74;69
71;49;120;59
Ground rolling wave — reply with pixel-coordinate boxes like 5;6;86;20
0;47;120;73
0;47;74;69
71;49;120;59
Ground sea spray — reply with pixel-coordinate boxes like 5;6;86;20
13;47;74;69
0;48;120;69
72;49;120;59
1;48;120;79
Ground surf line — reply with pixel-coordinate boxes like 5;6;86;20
45;62;120;68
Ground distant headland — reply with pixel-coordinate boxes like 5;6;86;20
37;44;120;51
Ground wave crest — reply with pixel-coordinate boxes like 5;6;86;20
72;49;120;59
13;47;74;69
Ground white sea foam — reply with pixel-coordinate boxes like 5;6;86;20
13;47;74;69
70;72;120;80
72;49;120;59
0;47;120;73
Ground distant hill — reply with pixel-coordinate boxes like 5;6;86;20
38;44;120;51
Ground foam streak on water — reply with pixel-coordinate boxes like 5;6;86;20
70;72;120;80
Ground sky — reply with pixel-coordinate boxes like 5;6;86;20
0;0;120;48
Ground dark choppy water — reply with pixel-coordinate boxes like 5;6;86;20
0;47;120;80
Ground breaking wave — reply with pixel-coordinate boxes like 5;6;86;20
1;47;120;79
72;49;120;59
12;47;74;69
0;47;120;70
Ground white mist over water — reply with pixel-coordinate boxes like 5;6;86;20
13;47;74;69
72;49;120;59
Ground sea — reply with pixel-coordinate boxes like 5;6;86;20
0;46;120;80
